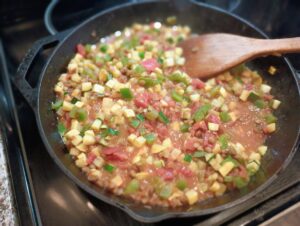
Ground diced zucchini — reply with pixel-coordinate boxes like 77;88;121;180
220;111;231;123
159;185;173;199
171;91;183;102
103;164;116;173
145;109;159;120
219;87;227;97
265;114;277;124
134;172;149;180
246;161;260;176
205;153;215;162
57;122;66;136
151;144;166;153
176;179;187;191
158;111;170;124
248;92;260;102
193;104;212;121
254;99;266;109
130;119;140;128
268;66;277;75
232;176;248;189
120;88;134;100
184;154;192;163
193;151;206;158
258;145;268;156
65;129;80;139
260;84;271;93
272;99;281;109
208;122;219;131
82;82;92;91
62;101;74;111
75;153;87;167
162;138;172;148
190;93;200;102
185;189;198;205
144;133;156;145
92;84;105;94
265;123;276;133
124;179;139;194
180;123;190;132
52;100;63;110
239;90;250;101
218;134;230;149
124;108;136;118
71;135;83;146
82;134;96;145
219;161;235;177
91;119;102;131
111;175;123;187
128;134;146;148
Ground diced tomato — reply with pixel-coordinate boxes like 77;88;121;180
203;131;216;147
128;127;135;134
102;147;128;161
245;83;253;91
179;166;193;177
140;34;152;44
87;152;97;165
191;79;205;89
134;93;150;108
184;137;199;152
144;120;156;131
169;111;181;121
191;121;207;136
263;94;273;101
141;59;159;72
106;152;128;161
238;165;248;179
157;123;169;140
76;44;86;57
207;114;220;124
102;147;120;155
156;168;174;181
63;113;72;128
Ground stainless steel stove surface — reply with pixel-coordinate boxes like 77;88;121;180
0;1;299;225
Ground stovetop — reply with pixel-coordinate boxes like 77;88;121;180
0;1;299;225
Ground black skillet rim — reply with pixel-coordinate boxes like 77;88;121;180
35;0;300;222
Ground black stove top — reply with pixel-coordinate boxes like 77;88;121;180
0;1;299;225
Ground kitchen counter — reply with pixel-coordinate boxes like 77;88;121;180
0;132;17;225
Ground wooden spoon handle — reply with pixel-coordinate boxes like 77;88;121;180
254;37;300;55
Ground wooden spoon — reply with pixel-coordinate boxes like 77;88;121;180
180;33;300;79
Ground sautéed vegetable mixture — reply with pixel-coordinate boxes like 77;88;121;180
52;22;281;207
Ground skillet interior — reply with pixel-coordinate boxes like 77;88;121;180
36;0;300;222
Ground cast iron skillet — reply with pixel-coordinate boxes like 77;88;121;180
14;0;300;223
